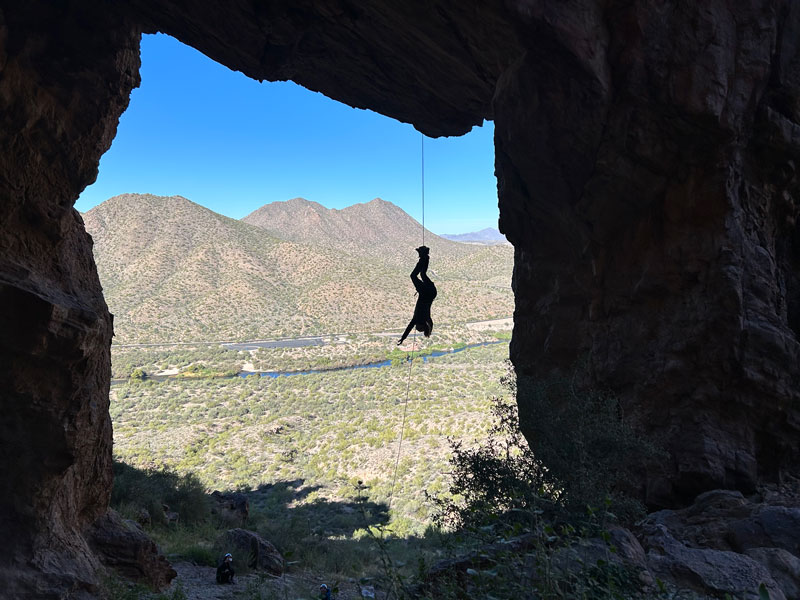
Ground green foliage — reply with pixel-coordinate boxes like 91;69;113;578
434;365;660;529
385;342;474;365
515;372;663;521
129;368;147;381
112;342;509;533
759;583;771;600
414;528;643;600
100;574;187;600
105;335;712;600
110;325;507;380
175;363;238;379
111;460;210;526
406;365;673;599
431;396;545;530
177;543;217;567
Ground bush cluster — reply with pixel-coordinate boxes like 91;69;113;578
433;363;662;530
111;460;210;526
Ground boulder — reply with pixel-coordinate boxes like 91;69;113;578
728;506;800;556
635;490;800;598
641;523;784;600
642;490;751;552
86;509;176;590
552;526;648;575
608;527;648;568
744;548;800;600
210;490;249;526
215;529;284;576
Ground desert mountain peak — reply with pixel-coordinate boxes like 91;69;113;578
243;196;465;265
84;193;513;343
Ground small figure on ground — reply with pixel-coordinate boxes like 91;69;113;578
216;553;235;584
398;246;437;345
319;583;332;599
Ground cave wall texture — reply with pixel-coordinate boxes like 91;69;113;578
1;0;799;596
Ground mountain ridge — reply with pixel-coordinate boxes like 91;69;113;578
242;197;478;267
84;193;514;343
440;227;509;245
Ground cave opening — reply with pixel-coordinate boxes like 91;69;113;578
80;31;514;571
77;34;499;231
78;32;503;344
5;3;800;596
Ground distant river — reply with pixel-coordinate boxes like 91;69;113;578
111;341;503;385
238;341;503;380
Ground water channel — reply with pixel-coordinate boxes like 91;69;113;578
238;341;502;379
112;341;503;385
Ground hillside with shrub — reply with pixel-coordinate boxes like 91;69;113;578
84;194;513;343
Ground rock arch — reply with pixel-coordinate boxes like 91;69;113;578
1;0;800;595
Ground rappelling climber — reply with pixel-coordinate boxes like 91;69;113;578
398;246;437;345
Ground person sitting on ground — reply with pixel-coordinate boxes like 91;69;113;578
319;583;332;599
398;246;437;345
216;553;235;584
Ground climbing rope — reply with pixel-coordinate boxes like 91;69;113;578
421;133;425;246
388;133;427;510
388;332;416;509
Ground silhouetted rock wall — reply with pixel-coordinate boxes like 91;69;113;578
0;3;139;597
495;1;800;506
1;0;799;595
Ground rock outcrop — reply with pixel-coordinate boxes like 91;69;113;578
210;490;249;527
86;510;176;590
421;489;800;598
495;1;800;507
0;3;141;597
215;529;284;576
642;489;800;559
2;0;800;596
637;488;800;598
641;523;786;600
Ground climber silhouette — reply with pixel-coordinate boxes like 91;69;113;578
398;246;437;345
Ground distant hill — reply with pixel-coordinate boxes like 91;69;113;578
243;197;479;267
440;227;509;245
84;194;513;343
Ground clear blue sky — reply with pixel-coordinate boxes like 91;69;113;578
76;33;499;234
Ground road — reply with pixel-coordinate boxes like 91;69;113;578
111;317;513;350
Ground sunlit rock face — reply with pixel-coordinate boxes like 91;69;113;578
1;0;799;595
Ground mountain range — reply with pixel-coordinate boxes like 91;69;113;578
83;194;514;343
440;227;509;245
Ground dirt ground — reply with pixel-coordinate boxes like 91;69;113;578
465;317;512;331
168;562;379;600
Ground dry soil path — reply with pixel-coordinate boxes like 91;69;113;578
168;562;378;600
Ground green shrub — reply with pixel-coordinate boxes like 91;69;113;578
174;542;217;567
129;368;147;381
515;371;662;522
433;364;661;530
112;460;210;526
